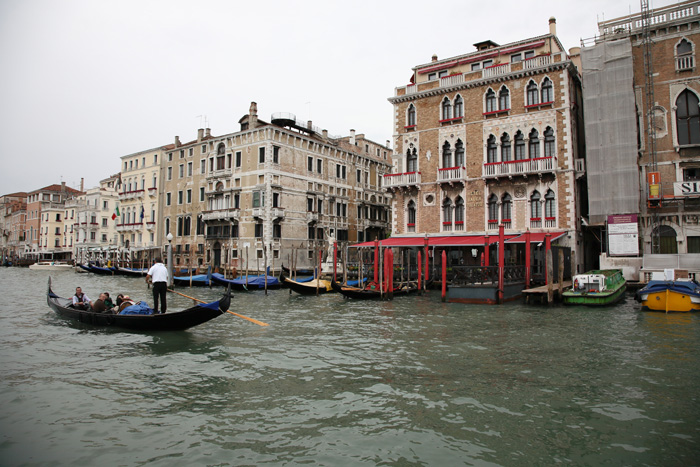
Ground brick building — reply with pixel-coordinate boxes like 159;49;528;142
387;18;584;271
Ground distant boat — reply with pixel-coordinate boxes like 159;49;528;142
77;263;117;275
562;269;627;306
211;273;281;291
29;261;74;271
116;266;149;277
280;272;333;295
636;274;700;313
172;273;213;287
331;279;419;300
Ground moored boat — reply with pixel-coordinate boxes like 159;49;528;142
29;261;74;271
280;272;333;295
562;269;627;306
211;273;281;291
172;273;213;287
636;277;700;313
116;266;149;277
331;279;419;300
46;278;231;331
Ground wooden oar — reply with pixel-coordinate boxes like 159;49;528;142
167;288;269;327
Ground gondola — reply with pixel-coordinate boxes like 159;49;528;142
115;266;149;277
280;272;333;295
281;264;314;276
46;277;231;331
331;279;421;300
211;272;281;291
172;273;214;287
81;264;117;275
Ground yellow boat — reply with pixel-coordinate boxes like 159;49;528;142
636;279;700;313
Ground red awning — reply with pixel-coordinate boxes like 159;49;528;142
352;237;427;248
352;234;522;248
505;231;566;244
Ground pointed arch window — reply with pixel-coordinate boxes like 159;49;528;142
454;139;465;167
544;189;556;218
501;193;512;221
454;95;464;118
530;191;541;219
676;38;694;71
676;89;700;145
407;147;418;172
501;133;511;162
528;129;540;158
488;194;499;223
455;196;465;225
407;104;416;127
407;200;416;232
487;135;498;163
527;80;539;106
442;197;453;224
441;97;452;120
543;127;555;158
442;141;452;168
485;89;497;113
514;131;526;160
541;78;553;103
499;86;510;110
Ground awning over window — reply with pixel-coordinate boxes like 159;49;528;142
352;233;530;248
505;231;566;244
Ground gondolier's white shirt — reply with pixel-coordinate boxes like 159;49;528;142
147;263;169;283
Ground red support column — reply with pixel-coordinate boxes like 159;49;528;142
424;237;429;288
441;250;447;302
333;241;338;282
525;229;531;288
545;233;552;285
484;235;490;267
373;238;379;285
498;224;505;304
417;250;422;292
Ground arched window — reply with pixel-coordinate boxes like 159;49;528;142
488;194;499;222
407;104;416;127
543;127;555;158
528;129;540;158
442;141;452;168
442;197;453;223
501;193;512;221
217;143;225;155
654;225;678;254
676;89;700;145
407;148;418;172
541;78;553;103
487;135;498;163
455;196;465;224
454;95;464;118
441;97;452;120
676;38;694;72
514;131;526;160
545;189;556;218
499;86;510;110
527;80;539;106
454;139;465;167
407;200;416;225
501;133;511;162
530;191;541;219
485;89;497;113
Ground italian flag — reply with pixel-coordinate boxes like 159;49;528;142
112;205;120;221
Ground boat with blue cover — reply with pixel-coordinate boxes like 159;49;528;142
636;275;700;313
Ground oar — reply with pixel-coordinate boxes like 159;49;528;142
167;288;269;327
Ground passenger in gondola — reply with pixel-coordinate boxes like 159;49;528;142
91;293;108;313
72;287;91;310
103;292;115;310
118;295;135;313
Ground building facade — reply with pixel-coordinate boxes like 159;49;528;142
387;19;584;266
25;183;83;260
0;192;27;262
72;174;121;263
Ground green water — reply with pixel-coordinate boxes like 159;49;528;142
1;268;698;466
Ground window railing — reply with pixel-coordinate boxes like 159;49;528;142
437;166;466;183
530;218;542;229
523;54;552;70
440;73;465;87
482;63;511;78
483;156;555;178
544;217;557;228
676;54;695;71
382;171;421;189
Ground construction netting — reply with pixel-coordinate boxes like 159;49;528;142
581;37;640;225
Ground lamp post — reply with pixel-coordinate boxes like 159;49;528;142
166;232;173;287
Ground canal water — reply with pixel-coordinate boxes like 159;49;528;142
1;268;698;466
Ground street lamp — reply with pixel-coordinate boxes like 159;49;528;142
166;232;173;287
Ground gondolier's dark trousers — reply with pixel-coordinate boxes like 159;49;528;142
153;282;167;314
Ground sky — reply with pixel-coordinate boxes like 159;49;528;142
0;0;676;195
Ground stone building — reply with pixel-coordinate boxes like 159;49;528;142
168;102;393;272
0;192;27;262
387;18;584;269
71;173;121;263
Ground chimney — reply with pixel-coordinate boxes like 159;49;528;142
432;54;438;62
549;17;557;36
197;128;204;141
322;129;328;138
205;128;211;138
249;101;258;128
175;136;181;147
386;140;391;150
80;178;84;192
61;181;66;191
350;129;356;145
307;120;313;130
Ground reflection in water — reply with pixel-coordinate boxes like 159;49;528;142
0;268;699;465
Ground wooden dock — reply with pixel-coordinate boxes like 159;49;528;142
522;280;572;305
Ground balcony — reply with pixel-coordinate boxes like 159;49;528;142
118;189;145;200
116;222;142;232
437;166;466;185
207;168;232;181
146;221;155;230
482;63;511;78
252;208;264;218
271;207;285;219
148;187;157;197
306;212;319;223
523;54;552;70
202;209;240;221
483;156;556;179
382;172;421;190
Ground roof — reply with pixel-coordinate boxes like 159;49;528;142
351;233;560;248
28;184;83;195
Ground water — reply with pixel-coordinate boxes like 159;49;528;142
1;268;699;466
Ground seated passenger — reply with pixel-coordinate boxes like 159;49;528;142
72;287;91;310
103;292;115;310
91;293;108;313
118;295;136;313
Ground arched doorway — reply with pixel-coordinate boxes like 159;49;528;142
653;225;678;254
213;241;222;268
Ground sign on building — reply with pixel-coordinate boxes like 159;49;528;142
607;214;639;256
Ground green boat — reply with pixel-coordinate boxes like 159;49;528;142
562;269;627;306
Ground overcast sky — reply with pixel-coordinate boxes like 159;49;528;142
0;0;675;195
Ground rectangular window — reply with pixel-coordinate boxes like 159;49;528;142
273;223;281;238
357;169;361;184
199;187;205;202
524;50;535;60
259;147;265;163
511;53;522;63
235;151;242;168
200;159;206;174
178;191;183;205
187;162;193;176
471;63;481;71
316;159;322;174
216;155;225;170
255;223;263;238
180;150;185;158
189;148;193;157
308;156;313;171
201;145;206;153
166;192;172;206
428;72;436;80
154;154;158;165
167;167;172;180
273;146;280;164
179;164;184;178
168;153;173;161
252;191;261;208
186;189;192;204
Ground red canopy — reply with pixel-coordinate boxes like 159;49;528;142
352;234;522;248
505;232;566;244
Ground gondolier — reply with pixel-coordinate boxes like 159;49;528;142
146;258;169;314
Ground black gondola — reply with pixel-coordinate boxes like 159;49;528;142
331;279;421;300
280;272;333;295
46;278;231;331
115;266;149;277
281;264;314;276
